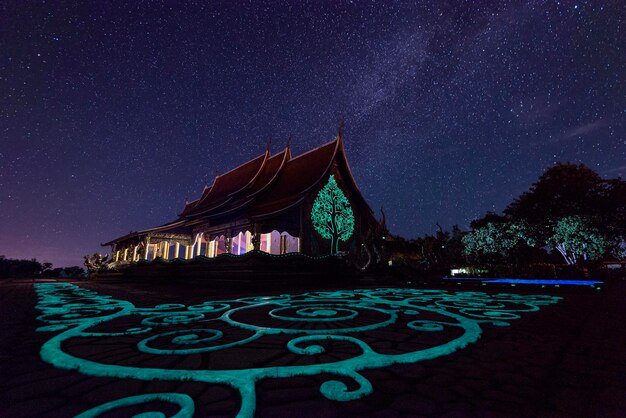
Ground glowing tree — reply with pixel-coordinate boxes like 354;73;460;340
311;175;355;254
550;216;608;264
462;222;535;258
462;223;503;257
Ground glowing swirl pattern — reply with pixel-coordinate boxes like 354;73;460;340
34;283;560;417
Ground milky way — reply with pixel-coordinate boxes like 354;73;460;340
1;1;624;266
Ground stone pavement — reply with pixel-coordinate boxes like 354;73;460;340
0;278;624;417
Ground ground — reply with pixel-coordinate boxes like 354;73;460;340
0;278;624;417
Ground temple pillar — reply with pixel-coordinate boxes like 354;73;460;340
251;224;260;251
232;232;238;255
174;242;180;259
144;237;150;260
226;230;232;254
204;235;211;256
196;233;202;257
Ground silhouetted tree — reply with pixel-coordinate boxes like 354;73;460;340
41;266;87;278
0;257;44;278
598;178;626;250
504;163;624;244
408;224;466;274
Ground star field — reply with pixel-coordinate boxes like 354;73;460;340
1;0;624;266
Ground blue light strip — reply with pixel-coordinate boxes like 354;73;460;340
487;279;603;285
443;277;603;286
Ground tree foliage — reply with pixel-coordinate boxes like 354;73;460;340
506;163;601;215
0;256;46;279
0;256;85;279
386;224;466;276
462;222;534;258
600;178;626;246
311;175;355;254
467;162;626;264
550;216;609;265
41;266;86;278
504;163;625;243
416;225;465;273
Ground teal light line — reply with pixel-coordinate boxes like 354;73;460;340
34;283;561;417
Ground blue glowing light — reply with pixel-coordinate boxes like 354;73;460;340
487;279;602;285
444;277;603;286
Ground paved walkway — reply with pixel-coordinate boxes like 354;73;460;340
0;279;624;417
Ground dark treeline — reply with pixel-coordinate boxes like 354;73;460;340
388;163;626;278
0;256;85;279
387;225;465;276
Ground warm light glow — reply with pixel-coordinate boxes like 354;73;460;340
260;233;271;253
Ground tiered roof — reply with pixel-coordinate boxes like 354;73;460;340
104;133;373;245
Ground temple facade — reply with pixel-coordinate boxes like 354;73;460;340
103;130;378;264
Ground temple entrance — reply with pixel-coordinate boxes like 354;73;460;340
259;231;300;255
206;235;226;258
232;231;253;255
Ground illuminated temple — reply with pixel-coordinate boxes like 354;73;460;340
103;130;379;265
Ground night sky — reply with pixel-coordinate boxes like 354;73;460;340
1;1;624;267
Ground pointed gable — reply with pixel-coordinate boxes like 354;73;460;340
183;152;267;216
177;134;373;222
245;148;290;197
248;139;339;217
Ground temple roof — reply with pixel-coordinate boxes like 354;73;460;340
104;133;374;245
247;139;338;217
183;137;344;220
180;152;267;216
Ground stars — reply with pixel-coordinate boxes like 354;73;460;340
0;0;622;266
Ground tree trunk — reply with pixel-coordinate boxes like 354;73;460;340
556;243;575;265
